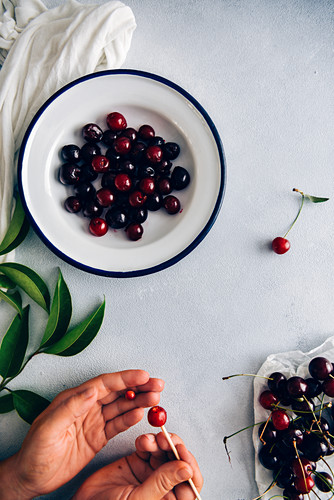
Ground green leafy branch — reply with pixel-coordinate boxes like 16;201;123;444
0;193;105;424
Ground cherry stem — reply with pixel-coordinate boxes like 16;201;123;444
259;413;273;445
293;441;310;499
321;457;334;482
222;374;273;381
313;471;334;493
251;480;277;500
223;421;264;463
282;188;305;238
302;396;332;449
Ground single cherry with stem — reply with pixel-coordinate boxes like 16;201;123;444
147;406;202;500
272;188;329;254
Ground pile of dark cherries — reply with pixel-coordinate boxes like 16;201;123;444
258;356;334;498
59;112;190;240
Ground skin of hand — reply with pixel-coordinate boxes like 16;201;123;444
0;370;164;500
73;431;203;500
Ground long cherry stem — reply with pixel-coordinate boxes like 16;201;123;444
283;189;304;238
222;374;273;381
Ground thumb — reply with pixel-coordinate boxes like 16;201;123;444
45;386;98;435
132;460;193;500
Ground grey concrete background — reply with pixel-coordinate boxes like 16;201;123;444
1;0;334;498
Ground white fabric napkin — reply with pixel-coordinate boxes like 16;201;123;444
253;336;334;498
0;0;136;262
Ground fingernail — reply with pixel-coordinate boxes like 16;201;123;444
146;434;156;442
176;466;191;481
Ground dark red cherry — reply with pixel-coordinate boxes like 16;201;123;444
281;427;304;448
171;166;190;190
64;196;81;213
89;217;108;236
155;159;172;174
91;155;110;173
59;163;82;185
271;409;290;431
148;406;167;427
138;165;155;178
258;421;277;444
128;190;147;208
61;144;80;163
291;457;315;478
96;188;115;208
82;123;103;142
267;372;287;395
120;160;136;175
139;177;155;195
286;376;308;397
149;136;164;147
163;142;180;160
294;475;314;494
258;445;282;470
82;200;102;218
126;223;143;241
102;129;118;146
128;208;148;224
130;142;146;162
291;398;314;413
146;192;163;211
259;390;278;410
114;173;132;192
81;164;98;183
322;376;334;397
73;182;95;201
274;466;295;489
272;237;290;254
122;127;137;142
146;145;163;164
157;177;172;195
105;206;128;229
163;195;181;214
138;124;155;140
309;356;333;380
106;112;127;131
283;486;303;500
301;433;328;461
80;143;101;163
314;471;333;492
305;377;322;398
113;136;132;155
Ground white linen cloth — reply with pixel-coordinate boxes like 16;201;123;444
253;336;334;498
0;0;136;262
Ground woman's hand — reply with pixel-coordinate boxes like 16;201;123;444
74;432;203;500
0;370;163;499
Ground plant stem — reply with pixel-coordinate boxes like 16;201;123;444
222;373;273;381
283;189;304;238
0;349;41;392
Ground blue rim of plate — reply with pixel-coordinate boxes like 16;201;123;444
18;69;226;278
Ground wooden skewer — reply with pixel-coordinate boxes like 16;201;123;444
161;424;202;500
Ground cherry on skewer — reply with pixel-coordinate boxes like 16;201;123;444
147;406;202;500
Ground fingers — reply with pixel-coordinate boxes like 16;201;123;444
174;444;203;499
105;408;145;439
102;390;160;422
130;460;193;500
99;375;164;406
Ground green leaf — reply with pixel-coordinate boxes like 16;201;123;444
0;263;50;312
305;194;329;203
40;269;72;348
12;390;50;424
0;193;30;256
0;393;14;414
43;299;105;356
0;275;16;289
0;306;29;379
0;289;23;316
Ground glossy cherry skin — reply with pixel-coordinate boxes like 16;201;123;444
301;433;328;461
163;142;180;160
314;471;333;492
286;376;308;397
128;208;148;224
146;192;163;211
157;177;172;195
272;237;290;254
64;196;81;213
126;223;144;241
163;195;181;214
146;145;163;164
96;188;115;208
73;182;96;201
106;112;127;131
305;377;322;398
89;217;108;236
309;356;333;380
171;166;190;190
294;475;314;494
113;136;132;155
322;376;334;396
271;409;290;431
92;155;110;173
259;390;278;410
258;444;282;470
139;177;155;195
291;457;315;478
106;207;128;229
80;143;101;163
114;173;132;192
61;144;81;163
82;123;103;143
274;466;295;489
148;406;167;427
138;124;155;140
82;200;103;219
59;164;82;185
122;127;137;142
282;486;303;500
125;390;136;401
102;129;118;146
129;190;147;208
258;421;277;445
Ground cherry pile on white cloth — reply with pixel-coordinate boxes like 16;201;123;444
0;0;136;261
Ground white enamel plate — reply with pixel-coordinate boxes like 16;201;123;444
18;70;226;277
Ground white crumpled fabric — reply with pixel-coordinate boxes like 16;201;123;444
0;0;136;262
253;336;334;498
